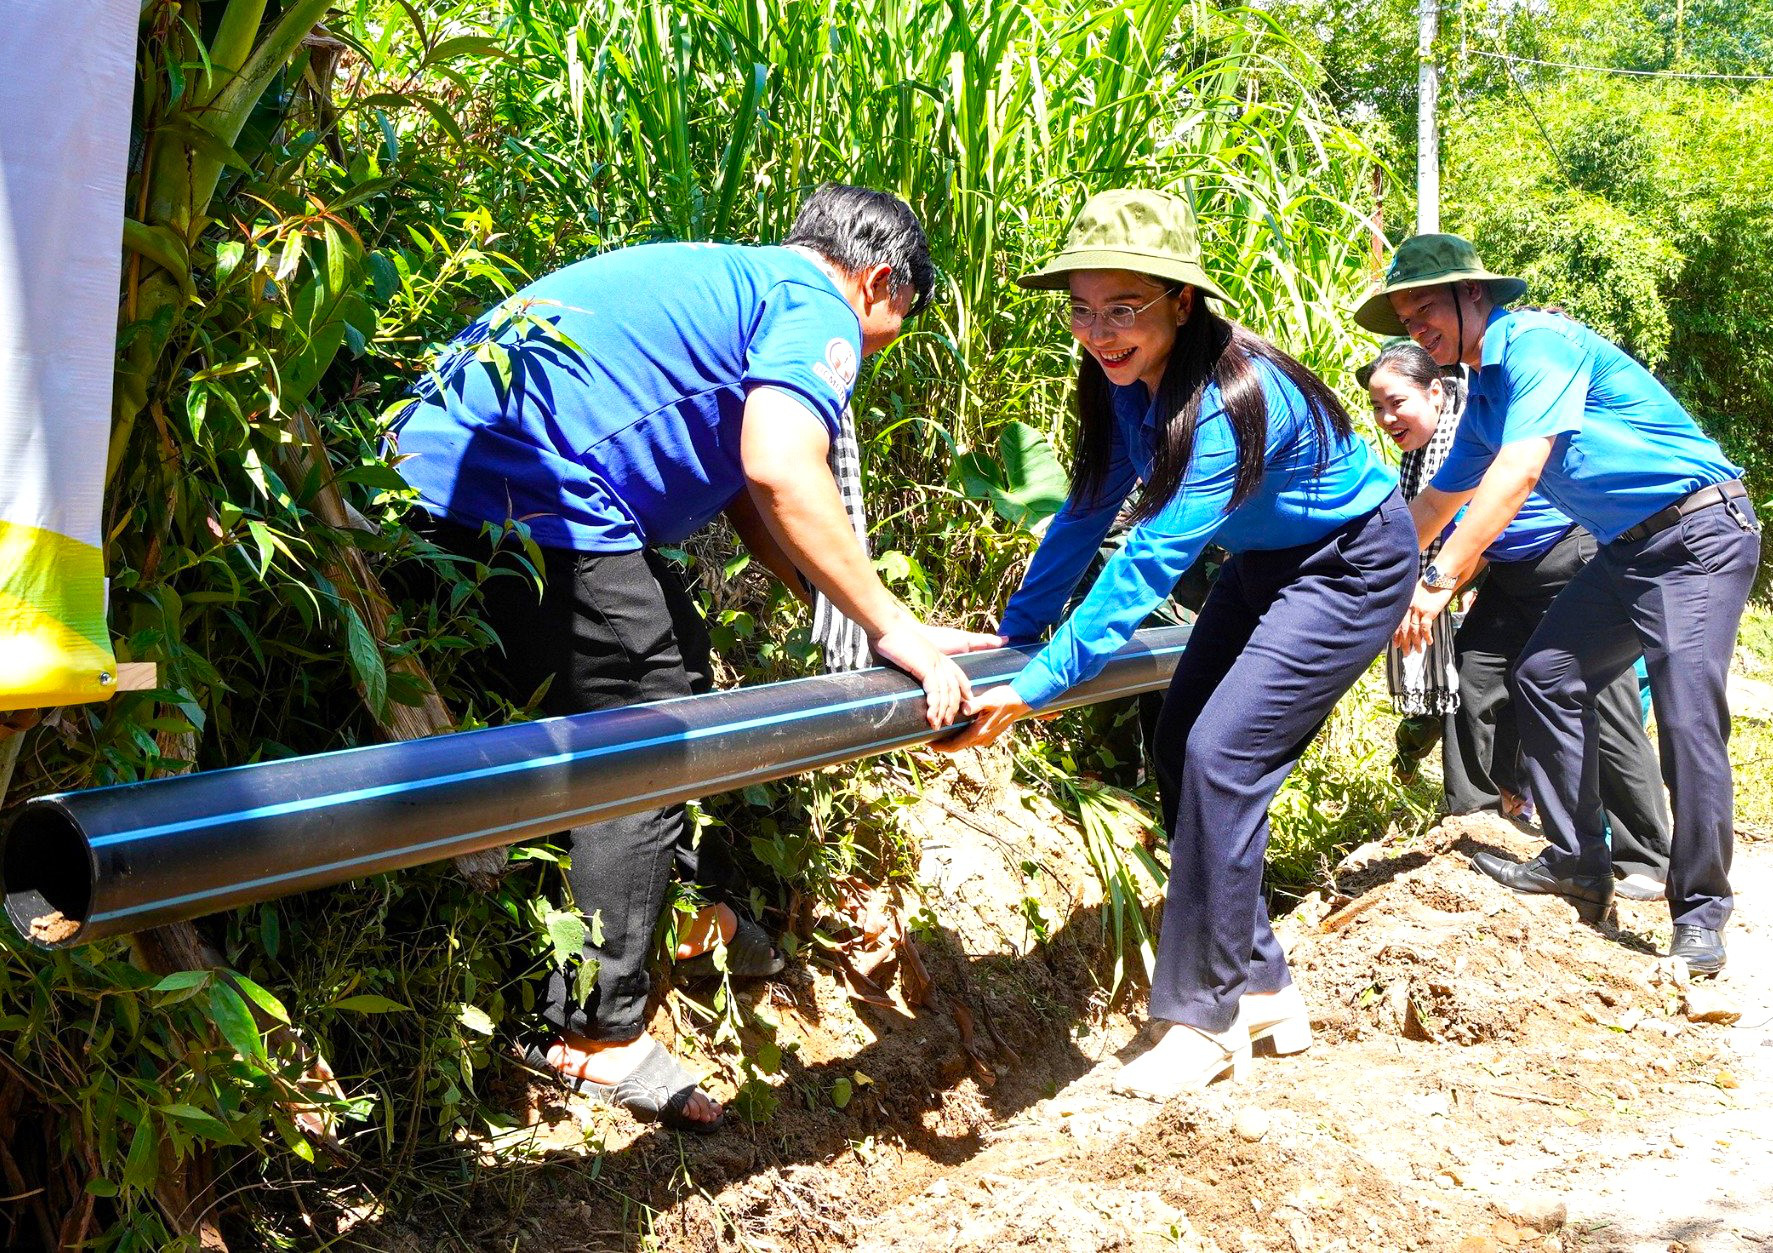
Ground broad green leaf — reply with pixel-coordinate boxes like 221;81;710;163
259;906;281;959
457;1004;495;1035
424;35;506;65
246;520;276;578
158;116;253;173
121;1118;159;1193
366;251;399;302
329;994;411;1013
156;1103;234;1143
546;911;587;967
214;240;245;283
151;970;210;992
121;220;195;303
328;176;401;213
229;973;289;1024
573;957;599;1005
416;95;466;144
988;422;1070;529
335;463;411;492
342;602;388;718
376;109;400;164
209;983;264;1062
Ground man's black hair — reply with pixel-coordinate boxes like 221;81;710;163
785;184;936;317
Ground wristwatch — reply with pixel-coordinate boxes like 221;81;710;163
1420;562;1459;592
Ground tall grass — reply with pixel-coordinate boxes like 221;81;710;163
381;0;1385;622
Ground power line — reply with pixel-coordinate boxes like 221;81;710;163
1492;46;1574;186
1473;50;1773;83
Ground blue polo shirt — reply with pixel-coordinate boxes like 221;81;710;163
392;243;862;551
1478;494;1572;564
1000;360;1398;709
1430;309;1741;544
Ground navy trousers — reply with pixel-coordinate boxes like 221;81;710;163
1512;497;1760;929
1444;527;1671;879
1149;492;1417;1032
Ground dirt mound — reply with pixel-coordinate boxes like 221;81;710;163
333;776;1773;1252
1282;814;1665;1053
1095;1101;1451;1252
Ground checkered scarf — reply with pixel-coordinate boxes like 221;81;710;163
811;405;875;672
1385;367;1467;716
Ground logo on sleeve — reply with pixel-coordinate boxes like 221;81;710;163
813;336;859;395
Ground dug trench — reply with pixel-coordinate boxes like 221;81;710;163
334;753;1773;1252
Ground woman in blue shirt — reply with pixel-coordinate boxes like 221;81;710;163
939;190;1417;1099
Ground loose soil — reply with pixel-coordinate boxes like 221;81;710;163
336;761;1773;1253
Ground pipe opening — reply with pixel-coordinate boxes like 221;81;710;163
3;806;93;948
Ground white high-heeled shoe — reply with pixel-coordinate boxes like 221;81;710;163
1111;1020;1252;1101
1240;984;1313;1056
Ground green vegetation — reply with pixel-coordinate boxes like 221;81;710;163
0;0;1762;1245
1270;0;1773;499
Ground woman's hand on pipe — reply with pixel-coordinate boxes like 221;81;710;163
932;685;1030;752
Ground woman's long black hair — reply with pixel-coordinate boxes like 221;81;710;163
1071;295;1355;523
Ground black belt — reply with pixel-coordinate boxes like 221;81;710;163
1615;479;1749;545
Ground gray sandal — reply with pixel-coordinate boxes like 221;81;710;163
520;1037;723;1133
675;912;786;982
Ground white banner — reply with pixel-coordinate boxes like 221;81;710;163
0;0;137;710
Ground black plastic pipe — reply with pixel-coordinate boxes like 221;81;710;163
1;627;1189;949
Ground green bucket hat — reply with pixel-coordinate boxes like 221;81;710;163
1353;234;1526;336
1017;189;1233;305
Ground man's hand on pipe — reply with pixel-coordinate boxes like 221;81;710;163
872;624;976;729
918;624;1007;655
932;684;1030;752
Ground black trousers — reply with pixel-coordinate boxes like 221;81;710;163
1444;527;1672;879
1513;497;1760;928
420;517;716;1041
1148;492;1417;1032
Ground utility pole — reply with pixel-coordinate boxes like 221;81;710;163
1417;0;1440;235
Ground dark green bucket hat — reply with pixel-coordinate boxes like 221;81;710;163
1018;189;1233;305
1353;233;1526;336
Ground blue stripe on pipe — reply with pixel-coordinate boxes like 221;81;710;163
85;666;1176;924
84;645;1187;852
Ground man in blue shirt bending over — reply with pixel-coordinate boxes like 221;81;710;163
392;185;1001;1131
1360;234;1760;976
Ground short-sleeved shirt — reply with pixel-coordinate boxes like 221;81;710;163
1476;493;1572;564
1430;308;1741;544
1416;368;1572;563
1000;360;1399;709
392;243;862;551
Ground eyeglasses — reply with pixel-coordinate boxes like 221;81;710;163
1068;289;1176;332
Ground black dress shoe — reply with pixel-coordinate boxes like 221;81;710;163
1470;850;1614;923
1670;924;1726;975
